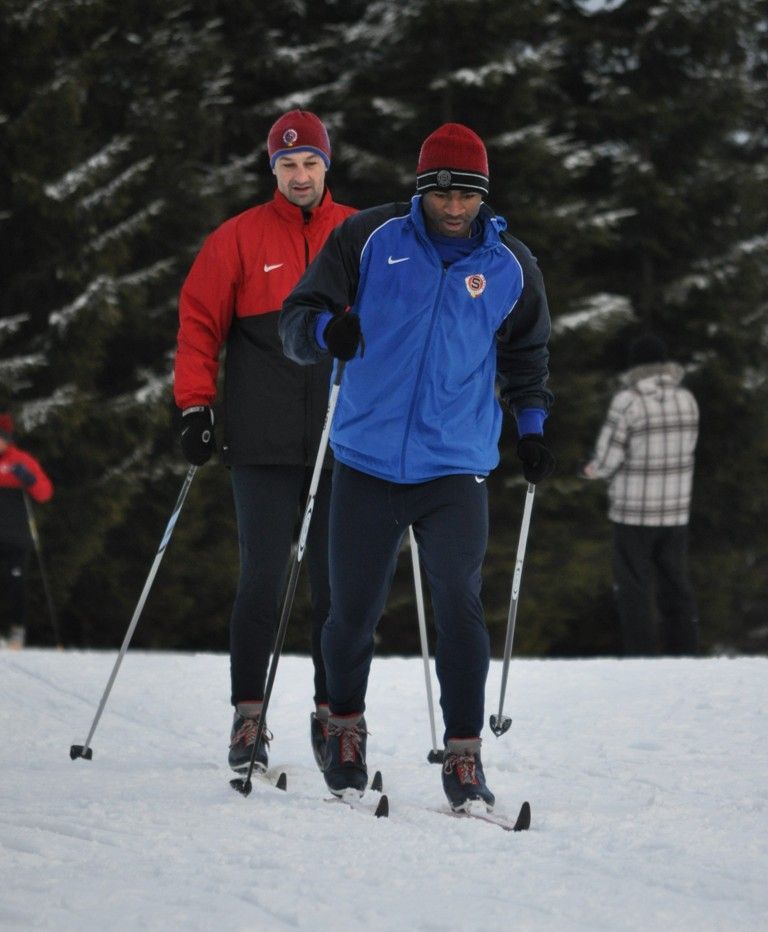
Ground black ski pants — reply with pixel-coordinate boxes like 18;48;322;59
0;542;28;633
323;463;490;743
229;464;331;707
612;522;699;656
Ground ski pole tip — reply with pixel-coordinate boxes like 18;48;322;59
70;745;93;760
489;713;513;737
230;777;252;796
427;749;444;764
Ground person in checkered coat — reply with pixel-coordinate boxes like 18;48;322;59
582;334;699;655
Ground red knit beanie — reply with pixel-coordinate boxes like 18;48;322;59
0;413;13;441
268;110;331;168
416;123;489;196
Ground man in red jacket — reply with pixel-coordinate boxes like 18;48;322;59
0;413;53;646
173;110;356;774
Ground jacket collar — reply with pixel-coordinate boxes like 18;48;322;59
409;195;505;249
271;187;334;225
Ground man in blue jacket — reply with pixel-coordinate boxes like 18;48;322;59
280;123;554;812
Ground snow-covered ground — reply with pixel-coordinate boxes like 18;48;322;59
1;649;766;931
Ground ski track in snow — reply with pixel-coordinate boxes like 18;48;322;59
1;651;766;931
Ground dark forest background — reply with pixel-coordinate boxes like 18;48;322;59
1;0;766;657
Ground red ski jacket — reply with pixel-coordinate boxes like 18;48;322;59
174;188;356;466
0;443;53;547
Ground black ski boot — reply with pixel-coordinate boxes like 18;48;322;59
310;704;329;771
228;701;271;774
323;712;368;796
441;737;495;811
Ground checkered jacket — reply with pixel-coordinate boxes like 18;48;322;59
587;363;699;526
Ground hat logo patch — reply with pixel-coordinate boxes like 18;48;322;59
282;128;298;146
436;169;452;189
465;274;486;298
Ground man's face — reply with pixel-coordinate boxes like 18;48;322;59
273;151;327;210
421;190;483;238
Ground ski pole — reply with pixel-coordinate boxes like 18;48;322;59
24;493;61;647
490;482;535;737
231;360;346;796
408;526;443;764
70;464;198;760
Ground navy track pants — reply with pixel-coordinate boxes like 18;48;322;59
323;462;490;742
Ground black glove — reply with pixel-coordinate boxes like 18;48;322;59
323;313;364;361
11;463;36;488
517;434;555;484
180;406;215;466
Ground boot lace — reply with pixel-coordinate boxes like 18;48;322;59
328;721;366;764
443;751;479;786
231;717;272;750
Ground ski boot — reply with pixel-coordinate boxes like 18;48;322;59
228;701;271;774
323;712;368;796
441;737;495;811
310;704;330;771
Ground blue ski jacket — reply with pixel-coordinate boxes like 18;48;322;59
280;196;553;483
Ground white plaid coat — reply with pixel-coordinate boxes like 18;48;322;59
586;362;699;526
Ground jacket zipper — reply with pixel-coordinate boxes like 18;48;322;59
303;214;312;465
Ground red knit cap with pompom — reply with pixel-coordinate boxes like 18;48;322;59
416;123;489;196
268;110;331;169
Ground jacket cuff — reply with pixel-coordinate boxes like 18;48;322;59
314;311;333;350
516;407;546;436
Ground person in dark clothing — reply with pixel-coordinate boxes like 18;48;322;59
173;110;356;773
280;123;554;811
582;334;700;655
0;413;54;646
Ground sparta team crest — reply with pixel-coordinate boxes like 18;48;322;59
282;128;299;146
465;273;486;298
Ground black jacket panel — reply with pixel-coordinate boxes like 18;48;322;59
221;311;334;466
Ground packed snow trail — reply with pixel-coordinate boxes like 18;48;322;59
1;651;767;930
